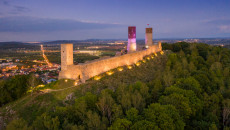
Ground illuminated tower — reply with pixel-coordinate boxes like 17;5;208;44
61;44;73;71
127;26;136;53
145;27;153;48
158;41;162;51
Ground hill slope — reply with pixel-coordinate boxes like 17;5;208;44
1;42;230;130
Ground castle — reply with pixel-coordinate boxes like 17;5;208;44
59;26;162;83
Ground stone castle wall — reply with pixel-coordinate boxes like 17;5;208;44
59;43;162;82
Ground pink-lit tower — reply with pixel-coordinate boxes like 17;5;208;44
127;26;136;53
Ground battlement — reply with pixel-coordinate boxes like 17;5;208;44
59;43;162;83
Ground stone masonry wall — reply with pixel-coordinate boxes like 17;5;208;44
59;44;161;83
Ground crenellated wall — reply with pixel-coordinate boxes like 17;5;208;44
59;43;162;83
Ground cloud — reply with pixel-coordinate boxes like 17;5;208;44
1;1;30;15
203;19;230;33
206;19;230;25
219;25;230;33
3;0;9;6
13;6;30;12
8;6;31;14
0;16;123;32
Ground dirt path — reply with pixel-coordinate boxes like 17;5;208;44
42;83;82;93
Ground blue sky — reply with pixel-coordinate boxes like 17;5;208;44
0;0;229;41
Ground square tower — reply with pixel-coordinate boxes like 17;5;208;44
61;44;73;71
127;26;136;53
145;27;153;48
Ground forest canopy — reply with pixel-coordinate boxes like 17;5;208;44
2;42;230;130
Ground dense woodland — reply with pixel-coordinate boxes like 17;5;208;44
1;42;230;130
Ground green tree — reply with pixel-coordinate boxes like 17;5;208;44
144;103;185;130
109;118;132;130
111;104;123;122
32;113;60;130
6;118;31;130
27;73;40;96
174;77;202;96
209;123;218;130
223;99;230;127
126;108;140;123
86;110;106;130
131;120;158;130
0;75;30;106
149;79;164;102
97;89;115;124
160;85;203;118
62;119;79;130
162;70;174;87
159;93;192;119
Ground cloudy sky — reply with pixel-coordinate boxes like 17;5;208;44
0;0;229;41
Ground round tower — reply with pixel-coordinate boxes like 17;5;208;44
61;44;73;71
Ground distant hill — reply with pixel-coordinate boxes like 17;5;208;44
0;42;40;50
225;45;230;49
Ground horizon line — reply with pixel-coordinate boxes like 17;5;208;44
1;37;230;43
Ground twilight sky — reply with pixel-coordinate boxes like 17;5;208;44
0;0;230;41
